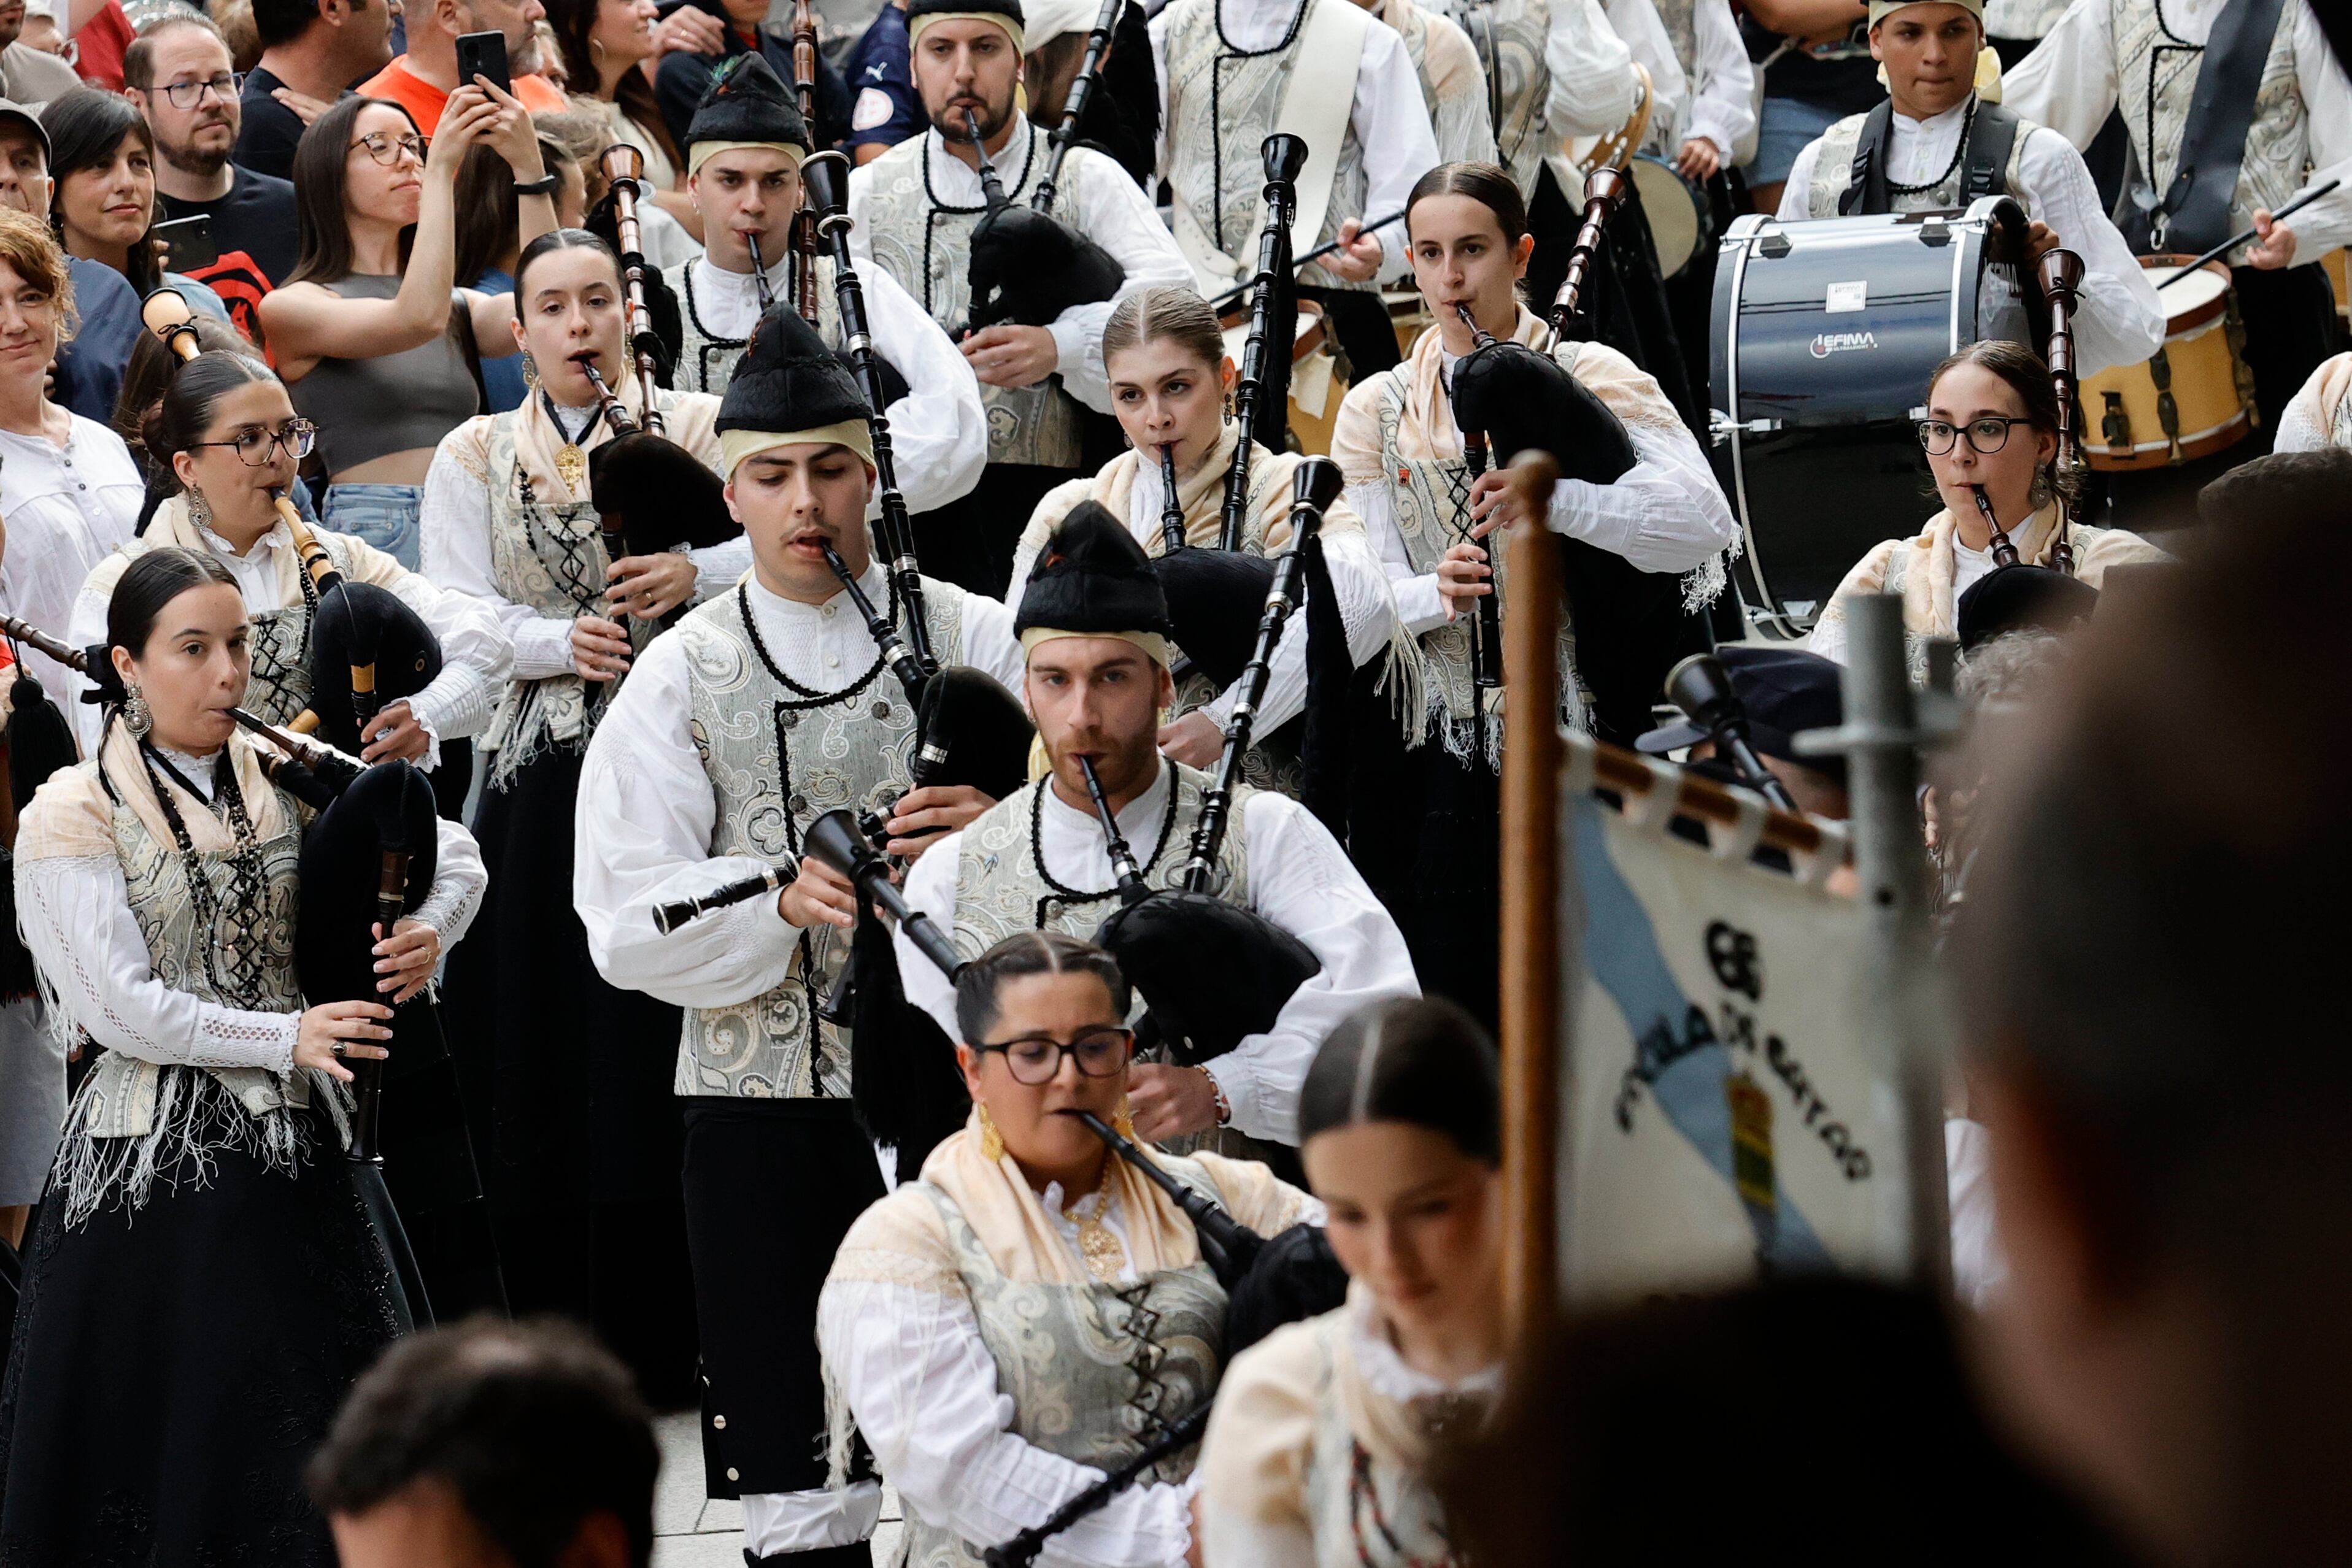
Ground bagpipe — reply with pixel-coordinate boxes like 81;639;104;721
1221;134;1308;528
960;55;1128;340
788;0;823;321
139;290;449;756
1953;248;2099;652
0;612;439;1321
1444;171;1696;747
1660;653;1799;813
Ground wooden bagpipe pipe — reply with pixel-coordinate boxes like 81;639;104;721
957;0;1129;339
139;288;448;755
0;612;441;1319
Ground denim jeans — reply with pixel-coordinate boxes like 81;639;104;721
322;482;423;571
1748;94;1845;188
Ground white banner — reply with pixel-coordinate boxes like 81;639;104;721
1562;791;1910;1302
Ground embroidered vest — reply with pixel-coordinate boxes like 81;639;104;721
1294;1316;1460;1568
109;529;359;732
2115;0;2304;252
663;254;847;398
1372;371;1585;761
901;1172;1230;1567
1384;0;1492;167
1803;101;2032;220
1473;0;1554;196
858;129;1087;469
949;766;1252;960
1162;0;1378;293
673;580;966;1099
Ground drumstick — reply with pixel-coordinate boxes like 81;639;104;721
1206;210;1408;314
2156;178;2342;289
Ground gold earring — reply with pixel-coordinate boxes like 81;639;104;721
1113;1096;1138;1143
977;1102;1004;1163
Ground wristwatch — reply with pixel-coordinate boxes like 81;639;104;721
513;171;562;197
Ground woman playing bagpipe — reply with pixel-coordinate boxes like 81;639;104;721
1329;159;1738;1029
1011;286;1404;797
1806;339;2167;673
420;225;736;1402
574;298;1024;1567
1196;995;1502;1567
0;546;486;1565
818;931;1322;1568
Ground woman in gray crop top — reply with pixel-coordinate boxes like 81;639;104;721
258;85;557;569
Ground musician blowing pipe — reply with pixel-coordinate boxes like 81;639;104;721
1158;444;1187;555
1220;134;1309;551
1968;483;2021;569
1451;304;1505;694
800;148;941;678
1077;756;1149;904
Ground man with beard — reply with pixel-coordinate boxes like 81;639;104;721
237;0;398;182
125;14;299;339
0;0;76;105
360;0;568;131
847;0;1192;596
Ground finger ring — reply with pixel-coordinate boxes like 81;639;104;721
331;1042;347;1056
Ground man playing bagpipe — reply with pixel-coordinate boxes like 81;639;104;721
847;0;1195;598
573;303;1024;1568
893;505;1420;1155
652;54;987;520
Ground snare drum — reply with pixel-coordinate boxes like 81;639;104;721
1221;299;1351;456
2077;256;2255;470
1709;195;2045;631
1630;153;1713;279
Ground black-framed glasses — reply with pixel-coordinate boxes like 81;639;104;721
351;129;426;167
188;419;317;467
1916;415;2026;456
156;72;242;109
977;1026;1136;1085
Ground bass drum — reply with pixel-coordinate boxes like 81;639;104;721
1708;194;2046;634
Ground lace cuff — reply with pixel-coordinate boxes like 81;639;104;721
407;663;496;745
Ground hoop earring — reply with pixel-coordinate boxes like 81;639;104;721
186;485;211;531
977;1102;1004;1163
124;682;152;738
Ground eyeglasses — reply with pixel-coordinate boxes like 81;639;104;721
976;1026;1136;1086
188;419;317;467
156;72;242;109
1916;415;2027;456
350;130;427;167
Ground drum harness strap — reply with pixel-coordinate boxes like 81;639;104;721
1837;96;2021;217
2123;0;2291;255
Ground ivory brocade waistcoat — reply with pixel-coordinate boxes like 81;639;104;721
663;254;847;398
859;132;1087;469
2114;0;2305;252
1471;0;1552;195
674;582;965;1099
75;789;308;1145
947;766;1253;963
1161;0;1378;293
900;1174;1230;1567
1371;372;1585;761
1801;107;2034;220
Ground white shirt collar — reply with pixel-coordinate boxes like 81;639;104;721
742;556;890;623
923;116;1036;204
198;517;288;561
1891;97;1973;135
1039;753;1171;843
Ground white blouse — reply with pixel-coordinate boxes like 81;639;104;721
15;751;488;1076
0;415;143;706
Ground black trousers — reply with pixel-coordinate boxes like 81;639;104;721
681;1097;886;1499
911;461;1077;599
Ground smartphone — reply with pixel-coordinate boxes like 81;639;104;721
153;213;215;275
455;29;511;96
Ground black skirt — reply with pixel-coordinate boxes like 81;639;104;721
0;1077;409;1566
441;742;700;1407
1347;717;1501;1038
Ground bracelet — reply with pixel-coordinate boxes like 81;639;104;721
512;171;561;197
1196;1064;1230;1127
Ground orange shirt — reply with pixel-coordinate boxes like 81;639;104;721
358;56;570;134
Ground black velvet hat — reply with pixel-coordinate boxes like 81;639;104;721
1954;564;2099;652
1016;502;1173;642
686;53;810;158
715;303;874;468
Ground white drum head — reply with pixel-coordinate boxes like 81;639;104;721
1632;156;1698;277
2148;261;2231;328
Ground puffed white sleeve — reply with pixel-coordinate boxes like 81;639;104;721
895;827;968;1042
2280;2;2352;259
1685;0;1756;161
2273;355;2343;452
1546;420;1740;574
956;589;1031;697
819;1273;1196;1567
573;632;807;1009
1997;0;2118;149
1050;155;1198;414
1544;0;1638;139
420;434;579;682
411;814;488;948
1206;793;1419;1145
1351;24;1443;277
2011;128;2164;377
857;258;989;515
17;853;298;1073
349;539;515;749
1347;480;1449;635
1604;0;1688;148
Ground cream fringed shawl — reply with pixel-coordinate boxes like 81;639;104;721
1019;420;1368;560
1808;502;2170;658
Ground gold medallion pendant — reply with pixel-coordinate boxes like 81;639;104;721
555;443;588;494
